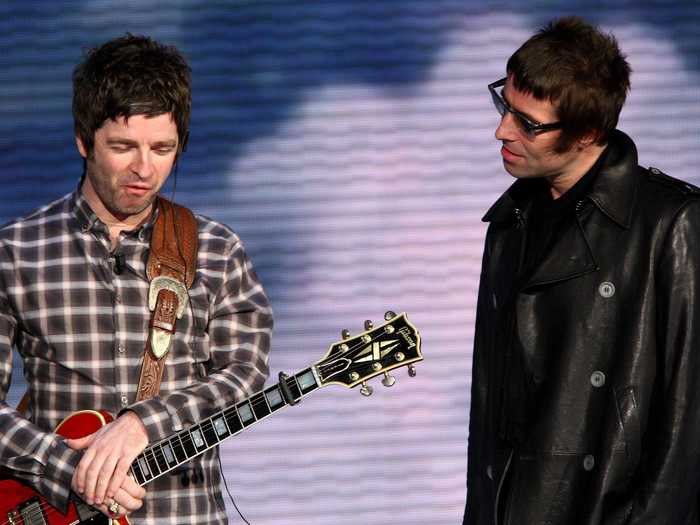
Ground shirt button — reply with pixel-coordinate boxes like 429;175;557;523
583;454;595;471
486;465;493;480
120;395;129;408
114;293;122;304
590;371;606;388
117;344;126;354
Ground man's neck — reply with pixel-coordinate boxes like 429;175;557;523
547;143;607;199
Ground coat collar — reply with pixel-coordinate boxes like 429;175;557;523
482;130;639;230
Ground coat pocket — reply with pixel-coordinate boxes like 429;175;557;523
614;385;641;473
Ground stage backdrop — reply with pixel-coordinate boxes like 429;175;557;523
1;1;699;523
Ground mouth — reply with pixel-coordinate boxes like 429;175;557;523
501;145;523;163
124;184;151;197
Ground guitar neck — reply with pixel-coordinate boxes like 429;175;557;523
129;367;320;486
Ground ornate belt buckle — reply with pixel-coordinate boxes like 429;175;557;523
148;276;189;359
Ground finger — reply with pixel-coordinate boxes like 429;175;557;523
106;457;132;500
123;474;147;499
113;486;144;513
73;445;97;496
93;451;120;505
83;446;111;505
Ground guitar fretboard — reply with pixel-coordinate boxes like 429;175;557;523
130;367;319;486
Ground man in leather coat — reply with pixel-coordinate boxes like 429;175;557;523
464;17;700;524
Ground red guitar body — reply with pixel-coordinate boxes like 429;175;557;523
0;410;129;525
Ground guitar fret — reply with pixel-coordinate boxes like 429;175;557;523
224;406;243;433
180;430;198;457
288;375;303;400
296;369;317;394
237;401;255;427
152;444;168;472
265;386;285;411
145;448;161;478
137;455;152;482
190;427;207;451
131;461;146;485
201;419;219;447
251;391;271;420
162;440;177;467
172;433;188;463
213;413;230;438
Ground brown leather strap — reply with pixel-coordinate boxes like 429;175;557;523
136;197;198;402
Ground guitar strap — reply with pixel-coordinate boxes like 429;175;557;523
136;196;198;401
15;197;198;413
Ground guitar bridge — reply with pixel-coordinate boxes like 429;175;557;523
15;497;48;525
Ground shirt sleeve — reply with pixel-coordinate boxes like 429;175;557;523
0;264;82;513
618;198;700;524
127;235;273;442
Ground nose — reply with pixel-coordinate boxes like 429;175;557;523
130;149;154;178
495;113;519;142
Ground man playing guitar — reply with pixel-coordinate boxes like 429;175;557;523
0;34;272;524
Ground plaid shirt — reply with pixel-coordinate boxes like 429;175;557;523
0;188;272;524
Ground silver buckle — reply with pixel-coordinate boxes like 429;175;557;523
148;276;189;359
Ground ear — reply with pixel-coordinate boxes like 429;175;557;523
75;135;88;159
577;130;600;150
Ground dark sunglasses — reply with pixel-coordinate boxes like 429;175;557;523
488;77;562;137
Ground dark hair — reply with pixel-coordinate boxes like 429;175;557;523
507;16;631;153
73;34;191;155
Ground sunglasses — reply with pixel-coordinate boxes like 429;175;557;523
488;78;562;137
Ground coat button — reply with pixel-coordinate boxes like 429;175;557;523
583;454;595;471
486;465;493;480
590;371;606;388
599;282;615;298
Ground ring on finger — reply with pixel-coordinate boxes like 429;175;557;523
108;501;120;515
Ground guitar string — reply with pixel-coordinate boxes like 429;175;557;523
134;375;300;484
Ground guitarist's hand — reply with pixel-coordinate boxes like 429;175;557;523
66;411;148;511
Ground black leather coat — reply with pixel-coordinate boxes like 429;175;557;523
464;131;700;524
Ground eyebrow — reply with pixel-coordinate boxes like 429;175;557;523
106;138;177;148
501;87;541;124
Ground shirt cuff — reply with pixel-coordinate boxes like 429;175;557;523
121;397;175;443
40;438;82;514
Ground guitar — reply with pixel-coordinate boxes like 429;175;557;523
1;312;422;525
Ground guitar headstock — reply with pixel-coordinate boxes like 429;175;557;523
313;312;422;395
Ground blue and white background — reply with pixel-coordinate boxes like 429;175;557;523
1;1;699;523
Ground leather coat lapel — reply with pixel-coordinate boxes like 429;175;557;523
483;130;640;290
523;217;597;289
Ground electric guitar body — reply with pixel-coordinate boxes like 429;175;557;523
0;410;127;525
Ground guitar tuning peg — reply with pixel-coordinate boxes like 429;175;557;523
384;311;396;321
341;329;351;339
364;320;373;330
381;372;396;387
360;382;374;397
408;364;417;377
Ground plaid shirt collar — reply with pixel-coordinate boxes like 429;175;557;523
71;180;160;244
